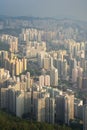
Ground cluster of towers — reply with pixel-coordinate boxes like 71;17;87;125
0;69;74;125
0;34;18;53
0;51;27;76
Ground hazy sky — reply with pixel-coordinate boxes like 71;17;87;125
0;0;87;21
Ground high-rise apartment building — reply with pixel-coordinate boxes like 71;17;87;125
57;58;63;78
39;75;50;87
62;59;68;79
45;97;55;124
39;75;44;87
64;92;74;125
55;96;65;123
44;75;50;86
35;97;45;122
85;42;87;60
50;67;58;86
83;104;87;130
16;91;24;118
72;68;78;83
55;91;74;125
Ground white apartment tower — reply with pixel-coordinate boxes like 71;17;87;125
50;67;58;87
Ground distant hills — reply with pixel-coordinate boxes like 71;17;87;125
0;15;87;23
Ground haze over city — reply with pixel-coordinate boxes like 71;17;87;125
0;0;87;21
1;0;87;130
